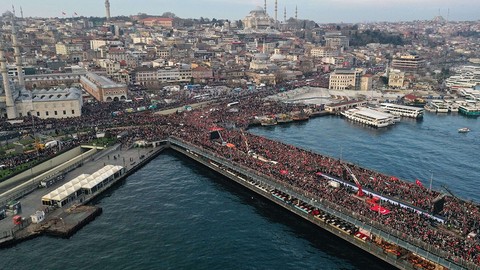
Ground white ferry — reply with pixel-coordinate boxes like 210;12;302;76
429;100;449;113
380;103;424;118
448;103;459;112
341;107;395;128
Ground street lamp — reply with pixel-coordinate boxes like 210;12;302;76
429;170;433;191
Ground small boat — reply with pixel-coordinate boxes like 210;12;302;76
458;127;470;133
260;117;277;126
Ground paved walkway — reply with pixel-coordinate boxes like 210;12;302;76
0;146;153;235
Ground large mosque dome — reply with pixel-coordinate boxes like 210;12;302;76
243;6;274;30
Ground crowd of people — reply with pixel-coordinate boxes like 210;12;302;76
149;98;480;267
1;91;479;267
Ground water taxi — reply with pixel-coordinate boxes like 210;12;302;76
458;127;470;133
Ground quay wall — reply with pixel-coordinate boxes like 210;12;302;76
168;137;469;270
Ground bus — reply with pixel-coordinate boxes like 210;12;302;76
193;93;210;100
227;101;239;107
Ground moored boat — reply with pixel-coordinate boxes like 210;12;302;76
260;117;277;126
290;111;310;121
380;103;424;118
458;104;480;116
276;114;293;123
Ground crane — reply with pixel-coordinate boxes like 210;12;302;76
342;164;364;197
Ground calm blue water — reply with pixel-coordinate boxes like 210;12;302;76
250;113;479;201
2;112;478;269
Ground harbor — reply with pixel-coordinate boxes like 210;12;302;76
0;96;478;270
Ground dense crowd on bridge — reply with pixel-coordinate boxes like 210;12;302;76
1;92;479;267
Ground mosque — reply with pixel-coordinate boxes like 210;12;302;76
242;6;274;30
1;16;83;120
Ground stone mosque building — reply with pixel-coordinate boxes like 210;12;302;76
242;6;274;30
1;16;83;120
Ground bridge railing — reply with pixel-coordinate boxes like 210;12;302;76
169;137;476;270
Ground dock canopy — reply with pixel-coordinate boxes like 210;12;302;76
42;165;125;207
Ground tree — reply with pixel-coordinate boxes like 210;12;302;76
162;12;176;18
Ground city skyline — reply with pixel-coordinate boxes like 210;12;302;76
3;0;480;23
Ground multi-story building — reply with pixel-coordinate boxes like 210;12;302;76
310;47;340;58
134;67;157;88
324;32;349;48
391;55;425;72
55;42;84;55
141;17;174;28
134;66;193;88
108;48;140;68
80;72;128;102
158;66;192;82
388;69;405;88
329;68;363;90
360;75;373;91
192;66;213;83
98;59;121;76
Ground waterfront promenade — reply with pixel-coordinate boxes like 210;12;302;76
0;144;156;240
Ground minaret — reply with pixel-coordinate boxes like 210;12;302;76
274;0;278;28
284;6;286;22
20;7;23;19
295;5;298;20
0;41;17;119
105;0;111;21
264;0;267;14
12;17;25;88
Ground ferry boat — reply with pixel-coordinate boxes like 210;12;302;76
341;107;395;128
429;100;449;113
458;104;480;116
448;104;459;112
458;127;470;133
380;103;424;118
424;104;437;112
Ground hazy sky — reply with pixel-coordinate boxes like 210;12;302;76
4;0;479;23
